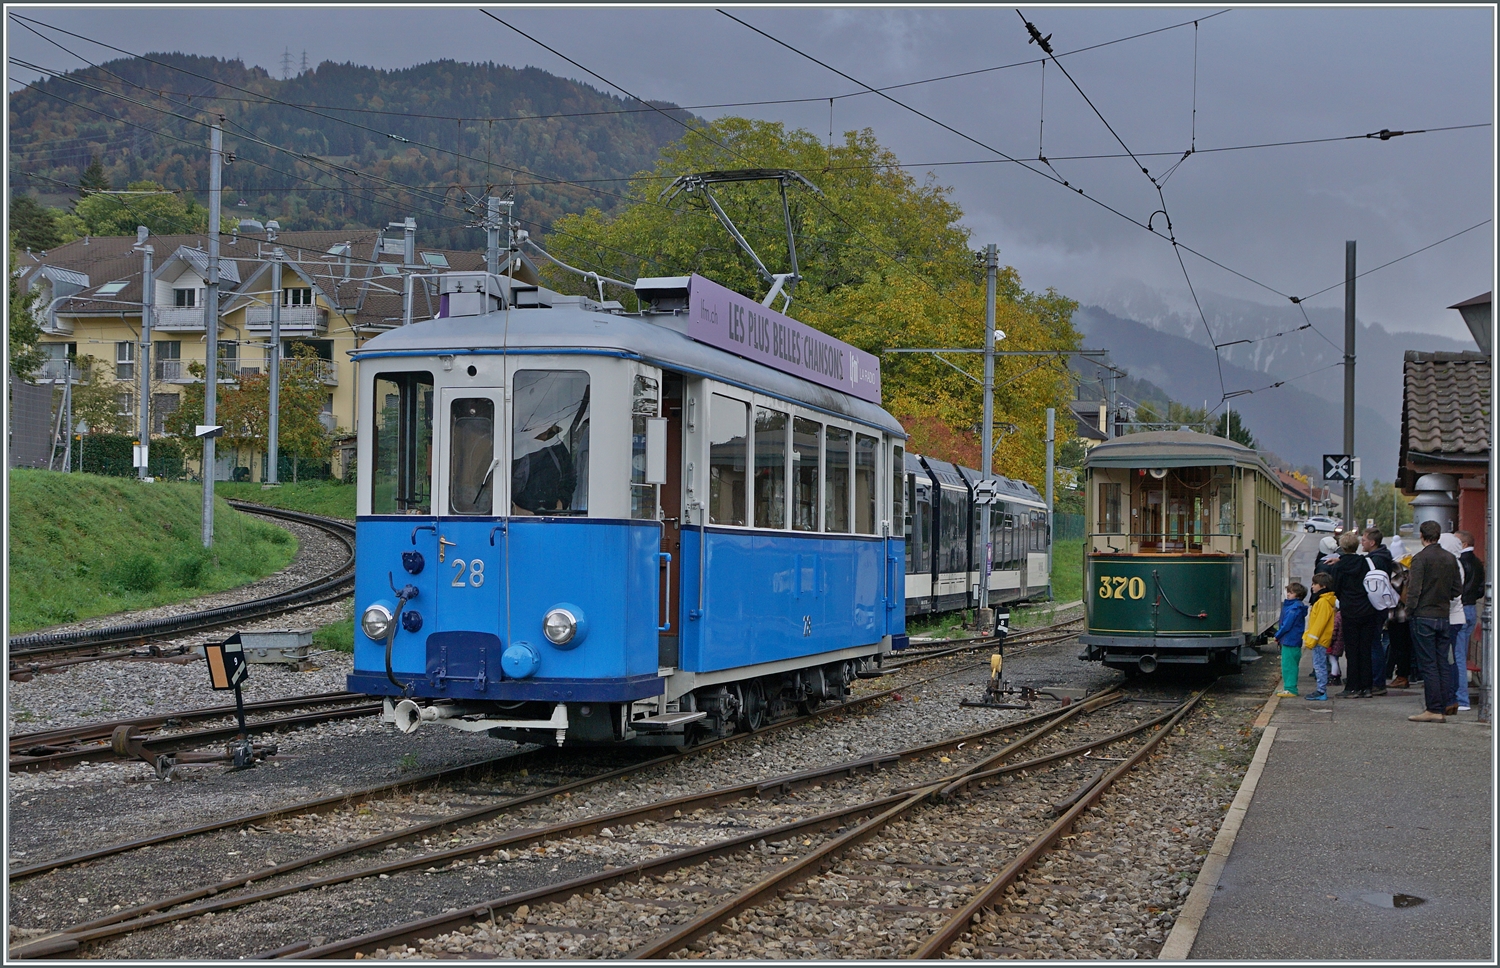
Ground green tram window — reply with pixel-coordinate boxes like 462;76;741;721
371;371;434;514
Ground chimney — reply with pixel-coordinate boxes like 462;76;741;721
403;217;416;267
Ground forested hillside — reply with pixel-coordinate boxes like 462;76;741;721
10;54;694;247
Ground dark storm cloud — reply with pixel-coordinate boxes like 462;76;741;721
8;5;1493;338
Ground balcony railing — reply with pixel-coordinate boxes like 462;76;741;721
37;359;84;383
156;359;188;382
245;305;328;335
282;357;339;386
153;306;210;331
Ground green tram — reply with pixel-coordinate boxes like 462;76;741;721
1078;431;1284;672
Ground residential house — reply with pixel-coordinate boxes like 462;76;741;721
21;219;541;480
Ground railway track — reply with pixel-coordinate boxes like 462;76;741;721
263;685;1203;959
8;691;380;773
7;502;354;673
5;635;1099;961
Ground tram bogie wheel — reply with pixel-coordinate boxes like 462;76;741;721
740;679;767;732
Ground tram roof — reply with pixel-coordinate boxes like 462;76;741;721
1083;430;1272;473
355;300;905;437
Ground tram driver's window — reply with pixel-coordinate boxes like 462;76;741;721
448;398;495;515
371;371;433;514
854;433;877;534
511;370;590;515
709;395;747;526
631;375;660;520
754;407;789;529
824;427;851;532
1100;483;1122;533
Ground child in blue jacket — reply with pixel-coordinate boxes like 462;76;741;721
1275;582;1309;697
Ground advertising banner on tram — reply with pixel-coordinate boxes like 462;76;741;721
686;273;882;404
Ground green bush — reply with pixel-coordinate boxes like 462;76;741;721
170;550;211;588
70;433;185;479
111;553;161;592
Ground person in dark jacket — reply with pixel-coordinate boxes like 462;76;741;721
1322;531;1391;697
1361;527;1395;692
1405;520;1464;722
1454;530;1485;710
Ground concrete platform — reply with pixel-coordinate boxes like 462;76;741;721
1185;666;1493;961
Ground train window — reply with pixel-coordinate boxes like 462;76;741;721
913;484;932;573
511;370;590;515
824;427;851;532
371;371;433;515
630;375;660;520
709;395;748;526
854;434;877;534
791;417;820;532
754;407;789;529
939;488;966;573
448;398;495;515
1101;483;1122;533
891;445;904;535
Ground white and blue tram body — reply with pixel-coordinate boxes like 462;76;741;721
902;455;1050;618
349;273;909;746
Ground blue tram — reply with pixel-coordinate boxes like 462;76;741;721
350;273;910;746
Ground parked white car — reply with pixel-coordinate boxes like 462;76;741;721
1304;515;1343;533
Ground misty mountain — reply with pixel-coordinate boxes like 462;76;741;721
1075;305;1404;478
1086;287;1477;437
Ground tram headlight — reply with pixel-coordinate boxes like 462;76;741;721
361;602;395;641
542;605;586;648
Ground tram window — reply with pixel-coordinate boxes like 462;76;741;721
792;417;820;532
905;478;916;572
448;398;495;515
371;371;433;515
511;370;590;515
854;433;877;534
630;375;660;520
825;427;851;532
708;395;748;526
754;407;789;529
891;445;905;535
1100;483;1123;533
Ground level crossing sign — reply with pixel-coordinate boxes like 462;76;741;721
1323;454;1358;482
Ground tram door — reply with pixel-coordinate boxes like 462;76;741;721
658;372;685;669
435;386;505;636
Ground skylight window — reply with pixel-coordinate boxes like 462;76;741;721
420;251;450;268
96;281;128;296
380;264;400;276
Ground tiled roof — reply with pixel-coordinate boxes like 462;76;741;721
1398;349;1491;484
21;228;522;332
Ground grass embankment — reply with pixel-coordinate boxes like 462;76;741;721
215;480;356;521
8;469;298;634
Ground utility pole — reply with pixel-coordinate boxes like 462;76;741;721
978;243;998;633
136;233;153;479
267;246;283;484
202;118;223;548
1045;407;1055;589
485;195;502;276
1343;241;1356;525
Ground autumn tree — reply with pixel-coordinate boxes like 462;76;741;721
545;118;1081;489
73;181;208;237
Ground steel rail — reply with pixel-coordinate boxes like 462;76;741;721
7;502;353;661
17;697;1096;958
6;669;922;883
9;691;358;753
9;703;385;772
911;688;1208;957
621;689;1123;959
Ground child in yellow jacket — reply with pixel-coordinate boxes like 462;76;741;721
1302;571;1336;701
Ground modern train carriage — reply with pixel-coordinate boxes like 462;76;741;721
350;271;909;746
902;456;1050;618
1078;430;1283;672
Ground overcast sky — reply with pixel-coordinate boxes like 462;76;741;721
8;5;1494;340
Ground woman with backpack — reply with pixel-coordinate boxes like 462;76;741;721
1321;529;1397;697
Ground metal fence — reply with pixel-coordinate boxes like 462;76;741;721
1053;512;1085;541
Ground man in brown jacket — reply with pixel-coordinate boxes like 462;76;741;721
1405;520;1464;722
